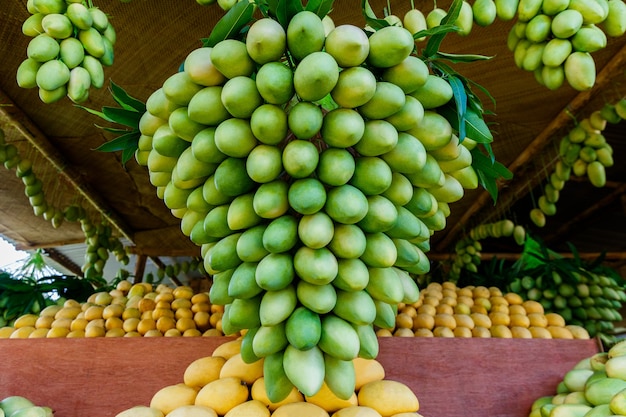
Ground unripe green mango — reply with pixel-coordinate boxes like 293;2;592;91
27;34;60;62
59;37;84;69
542;38;572;66
33;0;66;14
81;55;104;88
22;13;44;37
35;59;70;90
568;0;609;24
602;0;626;36
518;0;544;21
551;9;584;38
67;66;92;103
495;0;519;20
572;24;607;52
587;161;606;187
78;27;105;58
525;14;552;42
16;58;42;89
472;0;497;26
41;13;73;39
585;377;626;405
66;2;93;30
456;1;475;36
542;0;570;15
38;84;67;104
564;51;596;91
89;7;109;32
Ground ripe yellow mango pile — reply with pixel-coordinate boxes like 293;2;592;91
0;280;229;339
115;337;422;417
378;281;591;339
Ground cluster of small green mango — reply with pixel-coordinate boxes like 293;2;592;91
530;98;626;228
16;0;116;103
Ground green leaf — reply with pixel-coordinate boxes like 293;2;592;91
96;125;132;134
109;80;146;113
423;0;463;58
448;75;467;141
101;106;143;129
432;51;494;63
94;131;140;153
305;0;334;18
361;0;390;30
413;24;459;41
75;105;115;123
439;101;493;144
203;0;256;47
316;93;339;112
471;148;513;202
122;147;136;166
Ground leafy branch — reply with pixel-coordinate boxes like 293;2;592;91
76;80;145;166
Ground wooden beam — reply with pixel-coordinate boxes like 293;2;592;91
41;247;84;277
434;43;626;253
133;254;147;283
427;251;626;261
0;89;136;244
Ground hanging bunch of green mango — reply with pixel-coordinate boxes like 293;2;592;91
82;0;517;400
81;218;129;280
530;97;625;227
502;0;626;90
16;0;116;103
448;219;526;280
0;127;129;280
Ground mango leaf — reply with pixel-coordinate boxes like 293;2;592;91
439;103;494;144
102;106;143;129
78;81;145;167
121;147;136;166
317;93;339;112
274;0;303;28
431;51;493;63
109;80;145;113
423;0;463;58
448;75;467;141
305;0;333;18
361;0;390;30
203;0;256;47
95;125;132;134
94;131;140;153
74;105;115;123
471;147;513;202
413;23;459;41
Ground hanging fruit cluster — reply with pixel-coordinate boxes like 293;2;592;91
0;127;129;280
503;0;626;90
121;0;504;401
508;266;626;338
530;97;626;227
17;0;116;103
81;218;129;280
448;219;526;279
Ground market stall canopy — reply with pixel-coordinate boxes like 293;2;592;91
0;0;625;278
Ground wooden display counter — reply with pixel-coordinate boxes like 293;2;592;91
0;337;601;417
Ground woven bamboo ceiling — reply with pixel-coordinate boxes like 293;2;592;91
1;0;625;278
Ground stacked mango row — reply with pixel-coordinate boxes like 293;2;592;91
0;280;229;339
380;281;591;339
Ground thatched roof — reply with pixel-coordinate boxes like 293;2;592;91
1;0;625;280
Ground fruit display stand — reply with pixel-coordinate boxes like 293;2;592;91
0;336;600;417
